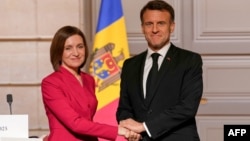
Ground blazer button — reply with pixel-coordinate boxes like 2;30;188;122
147;109;152;114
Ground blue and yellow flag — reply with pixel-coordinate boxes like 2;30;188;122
90;1;129;137
90;0;129;111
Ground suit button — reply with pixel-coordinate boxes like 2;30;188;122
147;109;152;114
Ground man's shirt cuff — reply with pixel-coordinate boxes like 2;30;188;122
143;122;152;137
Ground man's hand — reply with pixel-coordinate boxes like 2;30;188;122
120;118;145;133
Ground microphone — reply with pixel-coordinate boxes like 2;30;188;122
6;94;13;115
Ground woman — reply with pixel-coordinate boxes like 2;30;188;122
41;26;139;141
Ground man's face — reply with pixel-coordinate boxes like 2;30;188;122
141;9;175;51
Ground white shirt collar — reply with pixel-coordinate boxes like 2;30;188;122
147;42;171;59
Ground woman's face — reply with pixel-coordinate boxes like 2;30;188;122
61;34;85;73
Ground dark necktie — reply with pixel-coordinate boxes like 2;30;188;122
146;53;160;99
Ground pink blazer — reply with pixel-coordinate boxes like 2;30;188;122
41;66;118;141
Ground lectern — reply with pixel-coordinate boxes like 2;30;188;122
0;115;42;141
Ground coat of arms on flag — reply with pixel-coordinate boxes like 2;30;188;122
91;43;124;92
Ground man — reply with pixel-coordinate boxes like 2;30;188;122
116;0;203;141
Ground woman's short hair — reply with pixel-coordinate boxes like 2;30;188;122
50;25;88;71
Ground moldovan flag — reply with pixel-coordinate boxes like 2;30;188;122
89;0;129;140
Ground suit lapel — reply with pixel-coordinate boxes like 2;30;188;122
59;67;93;112
139;52;147;100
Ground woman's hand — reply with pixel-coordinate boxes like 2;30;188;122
118;125;141;141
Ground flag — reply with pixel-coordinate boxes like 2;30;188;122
89;0;129;140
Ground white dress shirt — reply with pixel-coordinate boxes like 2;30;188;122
143;43;170;98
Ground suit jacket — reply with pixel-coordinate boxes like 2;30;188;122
42;66;117;141
116;44;203;141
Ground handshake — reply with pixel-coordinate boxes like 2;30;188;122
118;118;146;141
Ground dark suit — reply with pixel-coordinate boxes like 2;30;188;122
116;43;203;141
